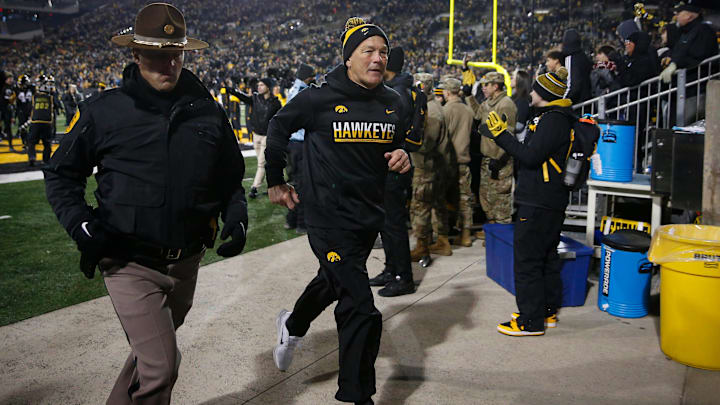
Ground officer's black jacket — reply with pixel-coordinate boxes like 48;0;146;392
44;63;247;249
494;100;573;211
231;89;281;135
265;64;406;231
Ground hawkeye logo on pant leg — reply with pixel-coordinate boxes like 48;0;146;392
327;251;342;263
335;105;348;114
333;121;395;143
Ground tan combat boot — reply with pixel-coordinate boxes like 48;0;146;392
460;228;473;247
410;237;430;262
429;236;453;256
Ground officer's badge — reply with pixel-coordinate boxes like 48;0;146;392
334;105;348;114
164;24;175;35
327;251;342;263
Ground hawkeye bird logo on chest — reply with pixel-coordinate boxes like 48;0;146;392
335;105;348;114
327;251;342;263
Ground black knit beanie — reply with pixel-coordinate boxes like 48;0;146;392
341;17;389;62
259;77;274;90
387;46;405;73
533;68;568;102
296;63;314;81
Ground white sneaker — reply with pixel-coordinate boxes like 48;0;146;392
273;309;302;371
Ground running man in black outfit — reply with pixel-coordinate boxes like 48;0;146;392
264;17;415;405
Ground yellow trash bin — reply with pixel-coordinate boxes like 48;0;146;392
648;224;720;370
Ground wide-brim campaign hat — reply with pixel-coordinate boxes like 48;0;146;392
111;3;208;51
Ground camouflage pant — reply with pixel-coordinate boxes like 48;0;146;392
411;167;448;239
457;164;474;229
479;157;513;224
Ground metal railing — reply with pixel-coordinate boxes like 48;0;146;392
573;53;720;173
565;54;720;225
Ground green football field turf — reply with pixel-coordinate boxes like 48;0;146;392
0;156;301;326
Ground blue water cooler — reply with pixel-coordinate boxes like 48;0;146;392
598;230;653;318
591;120;635;182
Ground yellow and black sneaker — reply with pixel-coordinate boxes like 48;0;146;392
497;318;545;336
512;312;558;328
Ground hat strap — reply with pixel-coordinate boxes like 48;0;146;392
133;34;188;48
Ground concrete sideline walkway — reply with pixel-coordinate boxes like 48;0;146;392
1;236;717;405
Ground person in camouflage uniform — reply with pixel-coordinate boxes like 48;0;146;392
438;77;475;247
409;73;450;260
467;72;517;228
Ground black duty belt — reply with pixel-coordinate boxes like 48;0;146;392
118;239;206;262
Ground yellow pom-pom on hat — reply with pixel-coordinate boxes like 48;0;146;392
341;16;389;62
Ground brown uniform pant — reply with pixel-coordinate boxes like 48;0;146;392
101;252;203;405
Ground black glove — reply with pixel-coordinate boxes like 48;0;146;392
216;221;247;257
71;220;111;279
461;84;472;97
478;123;494;139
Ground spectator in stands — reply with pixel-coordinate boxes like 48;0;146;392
619;31;660;87
511;69;532;143
660;1;719;83
591;45;622;98
544;50;565;74
561;28;593;103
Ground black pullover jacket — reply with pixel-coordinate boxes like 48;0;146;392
494;99;574;212
265;64;406;231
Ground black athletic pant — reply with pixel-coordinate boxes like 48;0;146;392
0;105;12;146
380;171;412;281
28;124;53;163
285;226;381;403
514;205;565;329
285;141;305;228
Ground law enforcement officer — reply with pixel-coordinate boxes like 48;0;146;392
439;77;475;247
265;17;412;405
408;72;448;260
44;4;247;403
467;71;517;228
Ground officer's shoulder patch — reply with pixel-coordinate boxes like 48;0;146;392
326;251;342;263
66;110;81;133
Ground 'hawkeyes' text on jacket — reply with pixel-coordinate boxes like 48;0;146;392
265;64;407;231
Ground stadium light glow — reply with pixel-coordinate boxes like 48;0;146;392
447;0;512;96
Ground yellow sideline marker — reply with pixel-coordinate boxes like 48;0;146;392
447;0;512;96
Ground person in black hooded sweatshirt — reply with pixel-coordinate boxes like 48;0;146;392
265;17;414;405
369;46;417;297
618;31;660;87
561;28;592;103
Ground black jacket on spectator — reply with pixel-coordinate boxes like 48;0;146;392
561;29;592;103
619;32;660;87
265;64;406;231
44;63;247;249
232;89;281;135
670;16;719;69
494;100;573;211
